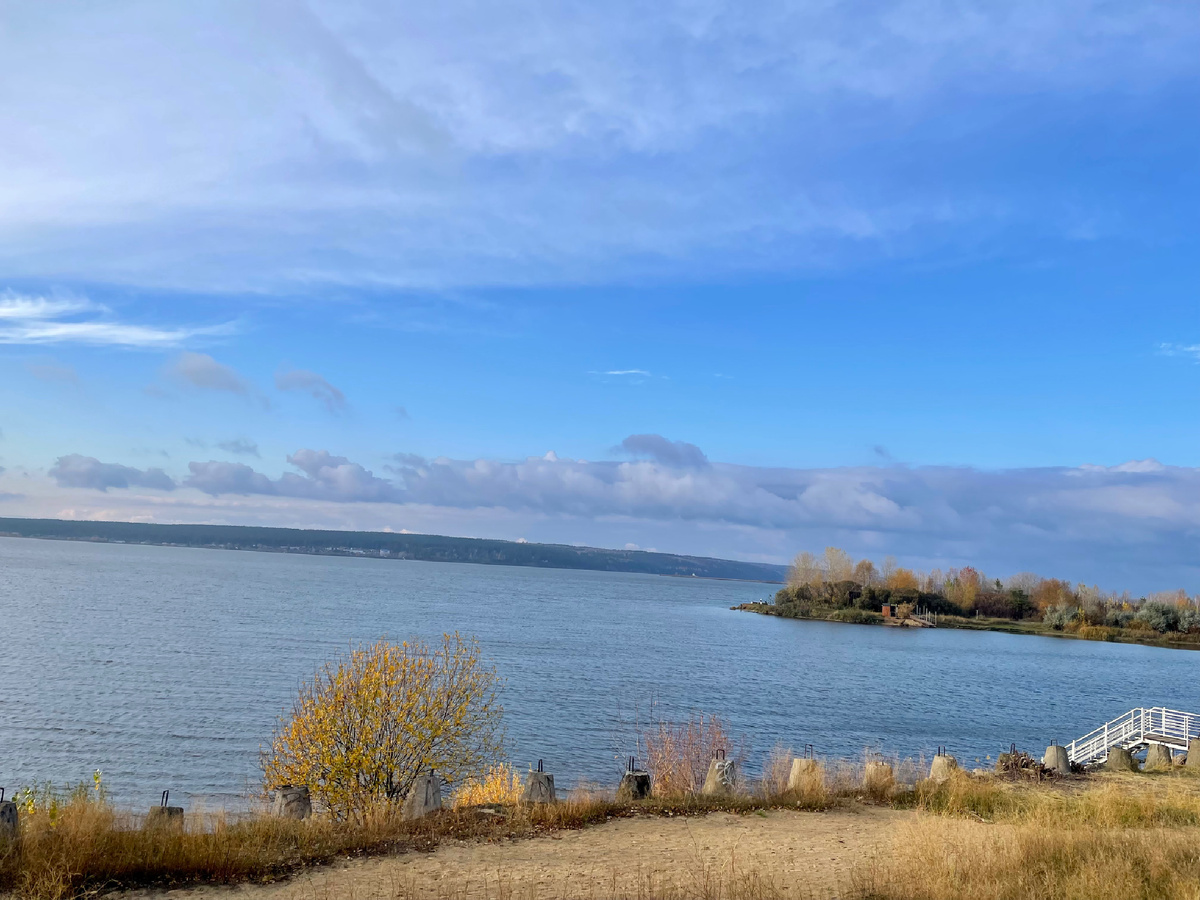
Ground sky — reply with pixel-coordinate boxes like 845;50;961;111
1;0;1199;591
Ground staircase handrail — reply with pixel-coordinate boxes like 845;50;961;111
1066;707;1200;765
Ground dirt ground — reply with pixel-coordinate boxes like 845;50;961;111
157;806;909;900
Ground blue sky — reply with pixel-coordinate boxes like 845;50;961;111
1;0;1199;590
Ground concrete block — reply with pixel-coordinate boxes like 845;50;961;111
402;773;443;820
1187;740;1200;768
145;806;184;828
787;757;820;791
1144;744;1173;770
1105;746;1136;772
617;770;651;801
523;770;556;804
702;759;736;796
272;785;312;820
929;755;959;784
0;800;17;839
1043;744;1070;775
864;761;894;793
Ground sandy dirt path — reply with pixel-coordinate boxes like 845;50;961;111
159;806;908;900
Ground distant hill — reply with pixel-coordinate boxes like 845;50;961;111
0;517;786;582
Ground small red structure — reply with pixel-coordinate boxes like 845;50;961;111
880;603;898;618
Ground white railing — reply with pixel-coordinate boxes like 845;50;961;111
910;607;936;627
1066;707;1200;766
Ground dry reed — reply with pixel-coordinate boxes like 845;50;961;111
638;712;744;798
9;764;1199;899
759;744;795;797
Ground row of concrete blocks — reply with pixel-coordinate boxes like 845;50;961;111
0;798;188;839
1041;738;1199;775
269;767;567;822
702;753;966;793
19;737;1164;838
270;752;965;823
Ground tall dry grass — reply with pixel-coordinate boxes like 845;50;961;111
759;744;795;796
453;763;524;808
638;712;744;797
0;797;439;900
10;762;1197;899
862;818;1200;900
0;774;836;899
913;768;1200;827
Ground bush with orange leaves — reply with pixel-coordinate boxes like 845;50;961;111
261;634;504;822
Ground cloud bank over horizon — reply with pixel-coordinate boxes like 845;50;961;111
9;435;1200;591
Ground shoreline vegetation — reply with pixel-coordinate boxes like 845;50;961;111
5;642;1198;899
0;516;786;583
4;754;1199;899
736;546;1200;651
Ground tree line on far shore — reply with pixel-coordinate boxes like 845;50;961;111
777;547;1200;636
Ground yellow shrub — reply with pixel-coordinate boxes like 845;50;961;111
454;763;524;807
261;634;504;822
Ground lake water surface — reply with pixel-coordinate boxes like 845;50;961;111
2;536;1197;808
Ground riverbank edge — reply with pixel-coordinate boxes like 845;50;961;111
733;602;1200;652
6;769;1200;900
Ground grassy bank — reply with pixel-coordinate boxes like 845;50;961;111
4;764;1200;899
0;782;837;899
736;601;1200;651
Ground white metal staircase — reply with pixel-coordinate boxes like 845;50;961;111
1066;707;1200;767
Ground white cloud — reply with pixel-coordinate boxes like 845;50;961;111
275;368;347;412
21;438;1200;586
216;438;260;457
167;352;252;394
0;2;1193;291
1157;343;1200;361
186;450;399;502
49;454;175;492
26;360;80;385
0;295;91;320
0;290;235;348
617;434;709;468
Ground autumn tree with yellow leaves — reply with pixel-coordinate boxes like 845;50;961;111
262;634;504;821
774;546;1200;633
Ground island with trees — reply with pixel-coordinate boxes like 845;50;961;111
737;547;1200;650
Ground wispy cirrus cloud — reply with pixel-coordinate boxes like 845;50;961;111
216;438;260;457
167;352;253;395
275;368;347;412
0;291;235;348
1157;343;1200;361
26;360;80;385
3;2;1195;291
589;369;655;384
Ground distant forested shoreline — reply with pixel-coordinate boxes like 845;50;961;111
0;516;787;582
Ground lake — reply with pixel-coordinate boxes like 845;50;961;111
1;535;1196;809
